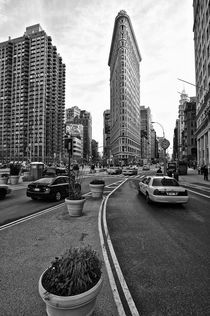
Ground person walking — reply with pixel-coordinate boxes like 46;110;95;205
203;165;208;181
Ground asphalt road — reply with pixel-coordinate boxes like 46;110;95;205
0;175;120;226
106;178;210;316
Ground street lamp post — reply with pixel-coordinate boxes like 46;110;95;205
152;121;168;176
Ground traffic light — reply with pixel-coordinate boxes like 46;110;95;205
65;137;73;155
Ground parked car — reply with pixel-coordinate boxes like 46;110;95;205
0;184;12;200
142;165;150;171
43;167;67;177
122;167;138;176
26;176;70;201
138;176;189;204
106;167;122;175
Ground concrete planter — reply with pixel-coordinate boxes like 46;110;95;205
89;184;104;198
0;177;9;184
39;269;103;316
10;175;20;185
65;198;86;217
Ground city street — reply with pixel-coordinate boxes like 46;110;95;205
1;170;210;315
106;178;210;315
0;173;119;226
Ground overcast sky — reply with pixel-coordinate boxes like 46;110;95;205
0;0;196;153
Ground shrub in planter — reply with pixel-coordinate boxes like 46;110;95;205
89;179;105;185
0;173;9;184
89;179;105;198
65;167;86;216
39;245;103;315
10;163;21;176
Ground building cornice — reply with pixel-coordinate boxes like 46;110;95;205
108;10;142;66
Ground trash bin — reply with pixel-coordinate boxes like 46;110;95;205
30;162;45;181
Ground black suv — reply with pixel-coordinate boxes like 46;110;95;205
26;176;69;201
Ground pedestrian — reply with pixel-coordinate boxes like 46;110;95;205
201;164;205;175
203;165;208;181
173;171;179;181
156;167;162;175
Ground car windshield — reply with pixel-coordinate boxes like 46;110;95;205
152;178;179;187
35;178;54;184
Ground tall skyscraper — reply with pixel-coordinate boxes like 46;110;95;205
178;89;189;160
108;10;142;165
103;109;111;163
0;24;65;163
140;106;152;162
193;1;210;169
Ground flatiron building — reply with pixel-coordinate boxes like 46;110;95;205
108;10;142;165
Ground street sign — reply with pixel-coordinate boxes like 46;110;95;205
160;138;170;149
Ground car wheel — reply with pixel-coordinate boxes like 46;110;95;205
0;192;6;200
31;196;38;200
55;191;62;201
146;192;151;204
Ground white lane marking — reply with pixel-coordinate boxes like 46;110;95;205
2;180;125;231
187;188;210;198
99;179;140;316
98;198;126;316
0;204;62;231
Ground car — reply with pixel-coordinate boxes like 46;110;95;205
106;167;122;175
43;167;67;177
122;167;138;176
142;165;150;171
138;176;189;204
26;176;70;201
0;184;12;200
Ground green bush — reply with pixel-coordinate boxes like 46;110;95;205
42;245;103;296
90;179;105;185
10;163;21;176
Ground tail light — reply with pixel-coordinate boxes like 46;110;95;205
153;189;167;195
178;190;188;196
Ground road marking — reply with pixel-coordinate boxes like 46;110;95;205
98;179;140;316
0;204;62;231
186;188;210;198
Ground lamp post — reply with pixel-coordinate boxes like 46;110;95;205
152;121;169;176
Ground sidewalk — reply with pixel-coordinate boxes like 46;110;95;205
179;168;210;187
0;197;118;316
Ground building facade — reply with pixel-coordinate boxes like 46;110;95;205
103;109;111;163
177;89;189;160
172;119;179;161
182;97;197;166
140;106;152;163
0;24;65;164
193;0;210;169
65;124;83;162
66;107;92;163
108;10;142;165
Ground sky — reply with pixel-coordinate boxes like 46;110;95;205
0;0;196;154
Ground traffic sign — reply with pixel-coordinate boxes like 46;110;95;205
160;138;170;149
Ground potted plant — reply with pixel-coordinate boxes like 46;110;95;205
9;163;21;185
65;168;86;217
89;179;105;198
0;173;9;184
38;245;103;316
